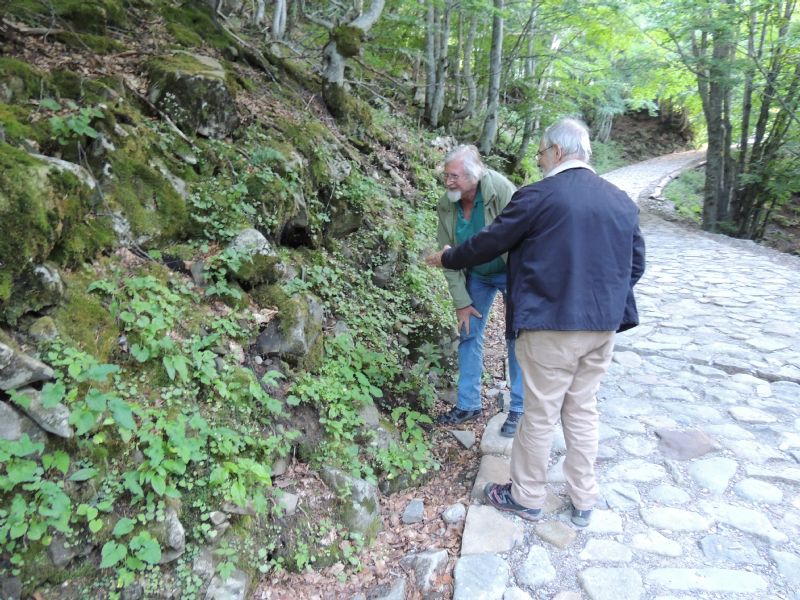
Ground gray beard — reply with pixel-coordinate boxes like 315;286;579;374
446;189;461;203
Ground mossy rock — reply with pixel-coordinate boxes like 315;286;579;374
106;140;189;244
0;144;98;304
146;52;239;139
51;266;118;362
232;253;281;288
0;103;41;145
251;284;296;329
20;0;126;33
244;171;304;239
0;58;48;103
2;263;64;326
160;2;235;50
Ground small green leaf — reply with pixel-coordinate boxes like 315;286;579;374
86;363;120;382
130;344;150;362
69;408;97;436
69;467;99;482
85;389;108;412
10;521;28;539
42;450;69;475
163;355;176;380
40;97;61;110
113;517;135;537
40;381;66;408
8;389;31;409
150;474;166;496
109;398;136;430
99;540;127;568
89;519;103;533
130;532;161;564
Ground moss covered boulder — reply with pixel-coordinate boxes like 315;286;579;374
147;52;239;139
319;467;382;543
0;145;105;308
254;292;324;368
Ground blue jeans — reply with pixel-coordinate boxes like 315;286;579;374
457;273;524;413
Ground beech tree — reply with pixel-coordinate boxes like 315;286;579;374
647;0;800;237
478;0;504;154
301;0;386;120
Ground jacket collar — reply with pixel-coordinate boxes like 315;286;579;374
545;159;595;178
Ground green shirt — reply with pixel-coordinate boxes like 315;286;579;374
455;188;506;280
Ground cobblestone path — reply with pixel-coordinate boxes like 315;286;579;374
447;152;800;600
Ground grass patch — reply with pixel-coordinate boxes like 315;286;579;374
663;168;704;223
591;139;628;175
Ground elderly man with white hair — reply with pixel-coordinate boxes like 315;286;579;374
434;144;525;437
427;118;645;527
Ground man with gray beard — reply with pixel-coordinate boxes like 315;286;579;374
434;145;524;437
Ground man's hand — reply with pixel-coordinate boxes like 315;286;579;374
425;245;451;268
456;305;482;335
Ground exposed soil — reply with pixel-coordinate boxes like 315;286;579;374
608;110;694;162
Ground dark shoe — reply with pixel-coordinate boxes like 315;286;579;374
571;506;592;528
483;483;542;521
500;411;522;437
437;407;482;425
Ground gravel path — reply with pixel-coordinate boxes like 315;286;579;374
445;151;800;600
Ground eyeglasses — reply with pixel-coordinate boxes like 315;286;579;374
442;172;462;182
536;145;554;159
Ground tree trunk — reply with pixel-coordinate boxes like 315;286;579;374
424;0;436;122
430;2;452;128
451;13;476;121
454;11;463;107
479;0;504;154
271;0;287;38
512;6;538;172
314;0;385;120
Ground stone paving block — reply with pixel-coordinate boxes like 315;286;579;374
630;529;682;557
579;539;632;562
639;507;713;532
698;500;788;544
535;521;577;549
646;568;768;593
746;463;800;484
450;429;475;449
471;454;510;500
480;413;515;456
607;459;666;482
583;509;623;534
699;534;765;565
578;567;643;600
687;456;737;494
453;554;509;600
516;545;556;588
460;505;524;556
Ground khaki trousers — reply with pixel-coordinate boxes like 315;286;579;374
510;330;615;511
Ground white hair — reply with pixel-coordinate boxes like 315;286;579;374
542;118;592;161
443;144;488;182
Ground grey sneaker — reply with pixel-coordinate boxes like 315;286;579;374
500;411;522;437
571;506;592;527
483;483;542;521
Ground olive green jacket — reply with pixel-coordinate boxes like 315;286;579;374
436;169;516;309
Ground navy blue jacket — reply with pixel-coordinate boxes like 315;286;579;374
441;167;645;337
